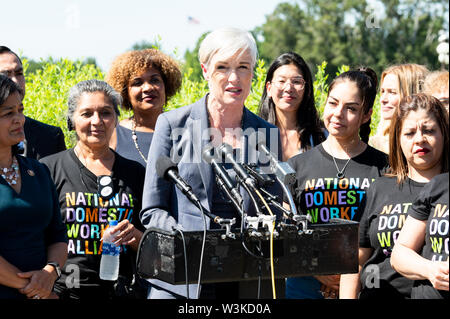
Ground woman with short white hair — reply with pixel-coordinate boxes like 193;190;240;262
140;27;282;299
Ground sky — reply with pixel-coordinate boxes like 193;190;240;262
1;0;285;71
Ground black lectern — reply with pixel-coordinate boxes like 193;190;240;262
136;218;358;285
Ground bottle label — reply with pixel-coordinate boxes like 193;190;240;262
102;242;121;256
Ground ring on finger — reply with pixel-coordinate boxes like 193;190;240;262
33;295;40;299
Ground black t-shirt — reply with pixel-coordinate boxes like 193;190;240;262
359;176;426;298
287;144;388;224
408;172;449;299
40;148;145;298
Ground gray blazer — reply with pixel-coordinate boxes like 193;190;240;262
140;95;281;298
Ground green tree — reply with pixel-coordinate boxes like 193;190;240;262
182;32;209;82
22;58;104;147
130;36;163;51
254;0;448;78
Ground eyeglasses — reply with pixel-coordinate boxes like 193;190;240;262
97;175;114;199
272;77;306;90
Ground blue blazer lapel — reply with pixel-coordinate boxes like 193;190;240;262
190;95;214;215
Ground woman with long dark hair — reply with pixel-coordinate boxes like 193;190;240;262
258;52;325;161
286;68;388;299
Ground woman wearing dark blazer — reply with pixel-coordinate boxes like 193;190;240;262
140;27;282;299
0;74;67;299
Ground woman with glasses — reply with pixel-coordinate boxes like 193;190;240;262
40;80;145;299
258;52;326;161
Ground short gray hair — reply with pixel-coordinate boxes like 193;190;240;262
67;79;121;122
198;27;258;69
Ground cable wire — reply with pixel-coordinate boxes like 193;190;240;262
253;188;277;299
196;203;208;299
174;227;189;299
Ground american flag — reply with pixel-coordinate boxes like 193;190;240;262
187;16;200;24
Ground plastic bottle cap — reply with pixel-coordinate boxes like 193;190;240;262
109;220;118;226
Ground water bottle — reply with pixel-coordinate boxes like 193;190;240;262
99;220;121;281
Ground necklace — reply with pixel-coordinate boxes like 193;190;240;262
331;156;351;179
131;117;148;164
329;147;352;179
1;156;20;186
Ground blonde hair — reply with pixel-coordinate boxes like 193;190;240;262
377;63;429;137
380;63;429;99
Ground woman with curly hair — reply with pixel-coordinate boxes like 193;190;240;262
258;52;326;161
106;49;182;167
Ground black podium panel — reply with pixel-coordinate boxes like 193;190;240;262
136;218;358;285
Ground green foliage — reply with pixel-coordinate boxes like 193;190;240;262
165;67;209;112
254;0;448;78
22;58;104;148
182;32;209;82
22;57;381;149
313;61;329;117
246;59;267;114
131;36;163;51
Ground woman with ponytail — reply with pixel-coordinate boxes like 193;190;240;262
286;68;388;299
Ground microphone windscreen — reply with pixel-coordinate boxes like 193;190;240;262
156;155;177;179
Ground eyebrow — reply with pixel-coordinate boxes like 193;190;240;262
132;73;162;79
275;75;304;79
215;60;251;65
403;121;436;129
0;105;18;112
0;66;23;73
77;105;115;111
328;96;360;105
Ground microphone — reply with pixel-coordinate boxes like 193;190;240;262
202;145;243;206
217;143;256;188
156;155;200;204
255;135;296;186
253;133;299;218
156;155;237;229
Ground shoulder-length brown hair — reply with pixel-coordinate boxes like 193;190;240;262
388;93;449;183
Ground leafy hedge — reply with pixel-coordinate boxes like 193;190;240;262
22;58;380;149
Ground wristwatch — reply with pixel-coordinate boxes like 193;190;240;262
46;262;62;279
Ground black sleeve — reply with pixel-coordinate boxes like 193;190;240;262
358;181;377;248
38;160;68;245
55;127;67;152
408;181;433;221
284;155;299;203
